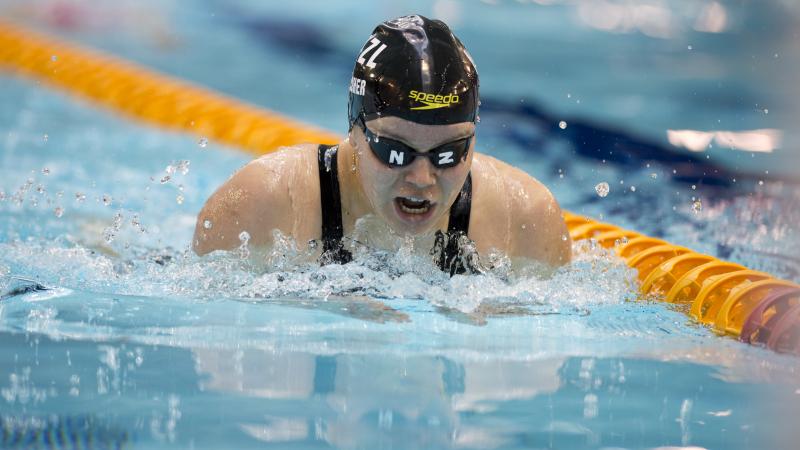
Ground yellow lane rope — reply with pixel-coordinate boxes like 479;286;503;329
565;212;799;352
0;20;339;153
2;20;798;352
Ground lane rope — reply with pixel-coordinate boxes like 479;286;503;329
0;20;339;154
2;20;797;354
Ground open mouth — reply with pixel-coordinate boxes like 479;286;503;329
395;196;433;215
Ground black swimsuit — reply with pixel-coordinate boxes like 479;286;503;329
317;144;475;275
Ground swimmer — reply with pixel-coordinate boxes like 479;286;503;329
193;15;571;274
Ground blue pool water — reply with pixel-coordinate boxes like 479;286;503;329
1;0;800;448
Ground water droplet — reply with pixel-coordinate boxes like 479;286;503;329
102;194;112;206
687;45;693;50
36;185;45;194
567;93;571;99
173;160;190;175
521;224;527;230
323;146;337;172
176;194;184;205
75;192;86;202
692;199;702;213
42;134;48;143
42;168;50;175
595;182;610;197
650;173;657;179
131;214;143;231
238;231;251;259
758;180;764;186
691;185;696;190
630;186;636;192
562;234;568;241
559;174;564;179
558;120;567;130
203;219;213;229
54;207;63;218
198;137;208;148
374;135;380;143
763;108;769;114
51;55;58;62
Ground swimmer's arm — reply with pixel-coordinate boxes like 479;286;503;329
192;159;294;256
509;179;572;267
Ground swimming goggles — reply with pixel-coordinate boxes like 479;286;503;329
357;116;472;169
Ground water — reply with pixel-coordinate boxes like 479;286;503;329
1;0;800;448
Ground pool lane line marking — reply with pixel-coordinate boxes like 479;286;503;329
2;20;798;350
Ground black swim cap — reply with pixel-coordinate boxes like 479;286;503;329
347;15;479;129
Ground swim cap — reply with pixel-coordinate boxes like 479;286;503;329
347;15;479;129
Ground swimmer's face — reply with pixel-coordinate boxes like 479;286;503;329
350;116;475;235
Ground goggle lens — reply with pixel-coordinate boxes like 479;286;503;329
360;120;471;169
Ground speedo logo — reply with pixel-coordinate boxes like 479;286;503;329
408;90;460;110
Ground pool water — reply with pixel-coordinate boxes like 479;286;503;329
1;0;800;449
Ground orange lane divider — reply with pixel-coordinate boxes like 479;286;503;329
564;211;800;355
1;20;797;355
0;20;339;154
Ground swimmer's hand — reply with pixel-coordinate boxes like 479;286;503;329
265;295;410;324
325;295;410;324
435;297;564;326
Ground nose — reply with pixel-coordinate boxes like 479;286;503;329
403;155;437;188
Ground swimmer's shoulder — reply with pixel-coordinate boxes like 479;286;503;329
193;144;323;255
471;152;571;266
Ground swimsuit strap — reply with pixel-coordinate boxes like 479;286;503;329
448;173;472;235
433;173;474;275
317;144;353;264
